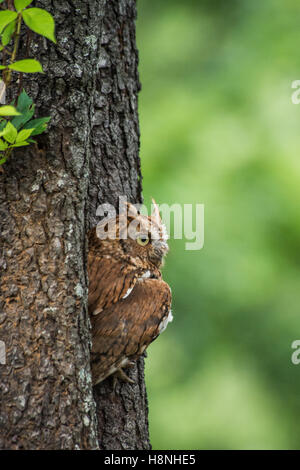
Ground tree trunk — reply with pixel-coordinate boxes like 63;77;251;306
0;0;150;450
88;0;150;451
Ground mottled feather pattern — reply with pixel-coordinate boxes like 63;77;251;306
90;278;171;384
88;202;172;386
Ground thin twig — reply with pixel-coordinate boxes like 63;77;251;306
17;30;32;97
5;12;22;86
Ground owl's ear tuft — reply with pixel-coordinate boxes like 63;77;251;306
151;198;161;224
127;202;139;217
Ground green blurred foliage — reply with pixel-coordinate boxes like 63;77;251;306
137;0;300;449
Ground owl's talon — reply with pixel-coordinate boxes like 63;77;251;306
117;368;135;384
115;367;135;384
112;375;118;393
111;366;135;393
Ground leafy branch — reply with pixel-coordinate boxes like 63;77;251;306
0;0;56;168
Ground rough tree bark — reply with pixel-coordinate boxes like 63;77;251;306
0;0;150;450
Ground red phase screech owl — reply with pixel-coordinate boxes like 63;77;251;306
88;200;172;386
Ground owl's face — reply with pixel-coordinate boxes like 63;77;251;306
95;200;169;272
121;210;168;270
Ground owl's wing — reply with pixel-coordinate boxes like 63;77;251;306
88;250;142;315
90;278;172;385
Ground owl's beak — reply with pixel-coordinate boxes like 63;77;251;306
153;239;169;254
152;239;169;269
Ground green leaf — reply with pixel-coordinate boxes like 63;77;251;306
12;90;35;129
0;119;6;131
14;0;33;11
16;128;33;142
0;11;18;34
0;155;7;165
0;105;21;116
1;19;16;46
22;8;56;43
0;138;8;150
0;65;6;70
10;140;30;147
8;59;43;73
16;89;33;114
1;121;17;143
23;116;50;135
11;104;34;129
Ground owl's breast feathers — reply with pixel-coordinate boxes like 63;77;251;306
88;254;140;315
88;229;172;385
90;277;171;384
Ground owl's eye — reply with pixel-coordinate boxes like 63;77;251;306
136;235;149;246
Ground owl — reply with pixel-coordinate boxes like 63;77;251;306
88;200;172;386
